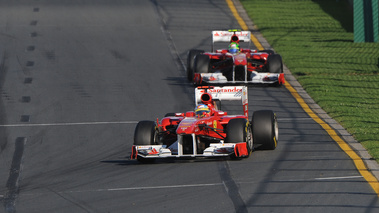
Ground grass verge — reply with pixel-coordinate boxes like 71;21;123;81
240;0;379;161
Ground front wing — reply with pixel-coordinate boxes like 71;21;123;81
194;72;285;85
130;142;248;160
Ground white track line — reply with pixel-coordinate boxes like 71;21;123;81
0;121;138;127
71;183;224;193
315;176;363;180
64;176;364;192
20;183;224;196
20;176;364;196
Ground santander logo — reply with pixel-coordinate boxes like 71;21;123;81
206;87;242;93
213;32;249;37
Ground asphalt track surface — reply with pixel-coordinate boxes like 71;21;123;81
0;0;378;212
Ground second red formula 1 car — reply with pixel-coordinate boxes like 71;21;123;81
187;30;285;86
131;86;278;163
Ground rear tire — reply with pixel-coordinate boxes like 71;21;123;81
226;118;253;158
266;54;283;73
187;49;204;81
252;110;278;150
134;121;158;163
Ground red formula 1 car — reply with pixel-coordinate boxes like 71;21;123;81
187;30;285;86
130;86;278;163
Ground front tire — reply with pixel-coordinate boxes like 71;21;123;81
194;54;210;74
266;54;283;74
187;49;204;81
134;121;158;163
134;121;158;145
226;118;253;158
252;110;278;150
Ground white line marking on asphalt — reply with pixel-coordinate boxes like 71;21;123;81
0;121;138;127
21;176;365;196
20;183;224;196
67;183;223;193
67;176;363;191
315;176;363;180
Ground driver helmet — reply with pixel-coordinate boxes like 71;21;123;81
195;104;211;118
228;42;239;54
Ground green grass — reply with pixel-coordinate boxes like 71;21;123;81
241;0;379;161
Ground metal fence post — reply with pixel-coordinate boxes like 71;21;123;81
354;0;378;42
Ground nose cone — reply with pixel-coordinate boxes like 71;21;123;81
176;118;198;135
234;54;247;66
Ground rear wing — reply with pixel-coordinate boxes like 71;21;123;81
212;30;251;51
195;86;249;117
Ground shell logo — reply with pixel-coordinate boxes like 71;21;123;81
213;120;217;129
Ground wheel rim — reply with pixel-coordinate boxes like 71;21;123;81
273;115;279;147
247;124;253;152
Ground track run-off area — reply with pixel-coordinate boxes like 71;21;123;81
226;0;379;197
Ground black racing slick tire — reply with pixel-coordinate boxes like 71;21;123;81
252;110;278;150
225;118;253;157
187;49;204;81
134;120;157;145
266;54;283;73
194;54;210;74
134;120;158;163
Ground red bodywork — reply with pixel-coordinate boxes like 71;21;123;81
130;86;252;160
157;92;246;144
160;111;246;139
205;49;269;73
190;30;285;85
